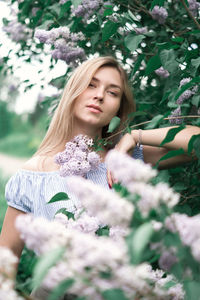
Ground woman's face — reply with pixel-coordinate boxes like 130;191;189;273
73;66;123;133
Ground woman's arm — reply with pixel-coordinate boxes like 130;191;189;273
0;207;25;260
107;125;200;186
114;125;200;167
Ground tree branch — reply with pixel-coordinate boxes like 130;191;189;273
180;0;200;30
106;115;200;141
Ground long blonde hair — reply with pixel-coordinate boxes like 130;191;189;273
36;56;136;156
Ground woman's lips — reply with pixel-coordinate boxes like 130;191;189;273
87;105;102;113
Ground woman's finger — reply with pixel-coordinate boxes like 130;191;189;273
107;170;118;189
107;169;113;189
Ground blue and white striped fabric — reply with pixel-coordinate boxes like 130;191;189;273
5;146;143;220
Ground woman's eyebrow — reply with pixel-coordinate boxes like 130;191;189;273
92;77;122;90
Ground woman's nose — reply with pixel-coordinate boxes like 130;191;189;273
93;87;104;102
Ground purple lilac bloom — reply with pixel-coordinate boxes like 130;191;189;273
34;26;85;65
54;135;100;177
151;6;168;24
169;106;183;125
158;250;178;272
3;19;32;42
72;0;113;22
134;26;148;35
188;0;200;17
155;66;170;78
176;78;198;104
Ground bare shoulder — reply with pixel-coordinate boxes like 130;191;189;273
22;156;42;172
22;155;59;172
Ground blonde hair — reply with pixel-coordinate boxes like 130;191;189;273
36;56;136;156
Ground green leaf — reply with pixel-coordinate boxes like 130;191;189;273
193;136;200;160
107;116;121;133
55;208;75;220
145;55;161;75
48;3;60;16
191;57;200;75
73;0;82;9
132;54;145;75
160;49;179;73
171;37;184;43
187;134;200;153
59;1;71;18
184;281;200;300
128;111;147;119
47;278;74;300
150;0;166;10
145;115;164;129
130;223;154;264
103;8;113;16
191;95;200;107
102;288;128;300
102;20;119;42
47;192;69;204
32;247;65;290
160;125;185;146
37;20;53;30
159;148;185;162
124;34;145;52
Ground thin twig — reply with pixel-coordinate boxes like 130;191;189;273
180;0;200;30
106;115;200;141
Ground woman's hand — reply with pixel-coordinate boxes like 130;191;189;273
107;132;138;188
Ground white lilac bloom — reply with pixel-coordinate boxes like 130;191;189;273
126;182;179;217
105;149;157;185
155;66;170;78
0;247;18;278
67;176;134;227
165;213;200;262
54;135;100;177
15;214;70;255
55;211;101;234
151;5;168;24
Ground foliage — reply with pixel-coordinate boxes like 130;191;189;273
7;150;200;300
1;0;200;299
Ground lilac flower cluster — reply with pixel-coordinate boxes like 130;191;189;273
67;175;134;228
169;78;198;124
0;247;25;300
188;0;200;17
16;214;184;299
3;19;32;42
105;150;179;217
54;135;100;177
72;0;113;22
134;26;148;35
155;66;170;78
151;5;168;24
34;27;85;64
165;213;200;262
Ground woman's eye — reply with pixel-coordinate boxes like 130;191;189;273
88;83;96;88
108;91;117;96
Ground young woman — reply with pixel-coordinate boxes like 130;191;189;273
0;56;199;262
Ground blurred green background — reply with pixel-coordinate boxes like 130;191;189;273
0;95;48;230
